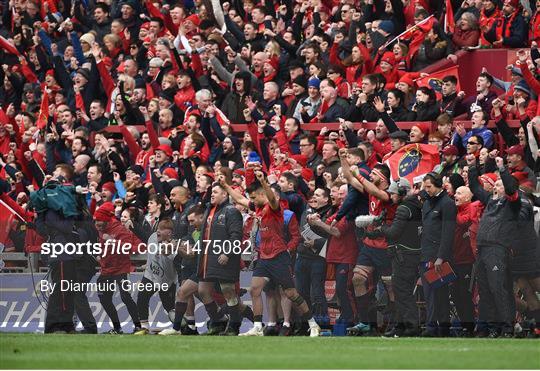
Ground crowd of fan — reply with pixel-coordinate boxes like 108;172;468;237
1;0;540;337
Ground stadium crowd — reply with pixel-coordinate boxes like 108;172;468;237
0;0;540;338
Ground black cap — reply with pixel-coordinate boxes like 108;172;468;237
127;165;144;176
292;75;308;90
389;130;409;141
159;88;176;102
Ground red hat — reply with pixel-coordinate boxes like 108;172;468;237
233;169;245;177
415;123;431;136
265;57;279;71
185;14;201;26
290;154;307;167
102;182;116;194
94;202;115;222
504;0;520;8
506;144;524;157
155;144;173;158
442;145;458;156
141;22;150;30
117;61;125;74
203;171;215;180
301;168;314;182
46;69;55;77
163;167;179;180
479;173;497;187
381;51;395;67
399;75;414;87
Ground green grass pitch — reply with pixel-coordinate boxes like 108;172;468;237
1;333;540;369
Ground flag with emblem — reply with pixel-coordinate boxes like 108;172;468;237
385;143;440;184
415;65;461;100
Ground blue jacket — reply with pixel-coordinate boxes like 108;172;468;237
452;126;494;152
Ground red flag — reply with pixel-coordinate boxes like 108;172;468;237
0;35;20;56
0;199;15;245
400;15;435;64
385;143;440;184
36;88;49;129
415;65;461;100
445;0;455;33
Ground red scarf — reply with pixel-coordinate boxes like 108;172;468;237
479;8;500;46
495;11;518;41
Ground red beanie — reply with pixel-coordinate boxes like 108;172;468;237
479;173;497;187
141;22;150;30
94;202;115;222
185;14;201;26
102;182;116;194
46;69;55;77
416;123;431;136
291;154;308;167
381;51;396;67
399;75;414;87
163;168;179;180
265;57;280;71
504;0;520;9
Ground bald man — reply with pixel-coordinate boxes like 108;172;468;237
453;185;481;336
73;154;91;187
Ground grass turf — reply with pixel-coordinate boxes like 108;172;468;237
1;333;540;369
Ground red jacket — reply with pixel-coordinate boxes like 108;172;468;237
454;201;483;264
98;219;143;276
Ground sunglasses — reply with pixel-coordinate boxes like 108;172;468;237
467;141;478;145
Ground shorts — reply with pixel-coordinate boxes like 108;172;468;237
180;261;198;283
253;251;295;289
356;244;392;277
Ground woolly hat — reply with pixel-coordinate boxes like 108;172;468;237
292;75;308;90
290;154;308;167
163;167;179;180
102;182;116;194
416;123;431;136
398;75;414;87
380;51;396;67
479;173;497;187
76;68;90;81
442;145;459;156
308;77;320;89
265;57;279;71
94;202;115;222
378;20;395;35
79;33;95;45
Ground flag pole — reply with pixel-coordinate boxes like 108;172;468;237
0;198;26;223
379;14;435;51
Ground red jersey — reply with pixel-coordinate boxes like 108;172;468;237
363;193;396;249
325;213;358;265
249;202;288;259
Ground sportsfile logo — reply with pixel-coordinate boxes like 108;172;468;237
40;239;179;258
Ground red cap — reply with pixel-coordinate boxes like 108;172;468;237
290;154;307;167
94;202;115;222
185;14;201;26
141;22;150;30
163;167;179;180
381;51;395;67
506;144;524;157
46;69;55;77
399;75;414;87
442;145;458;156
102;182;116;194
155;144;173;157
479;173;497;187
416;123;431;136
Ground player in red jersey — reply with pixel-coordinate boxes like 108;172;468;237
220;171;321;336
339;149;397;335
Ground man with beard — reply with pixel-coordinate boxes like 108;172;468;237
343;162;397;336
365;178;423;337
466;155;519;337
223;171;321;337
217;136;243;170
71;137;91;160
295;187;333;328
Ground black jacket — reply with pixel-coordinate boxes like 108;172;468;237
420;190;457;262
198;201;244;281
379;196;423;250
469;166;530;251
